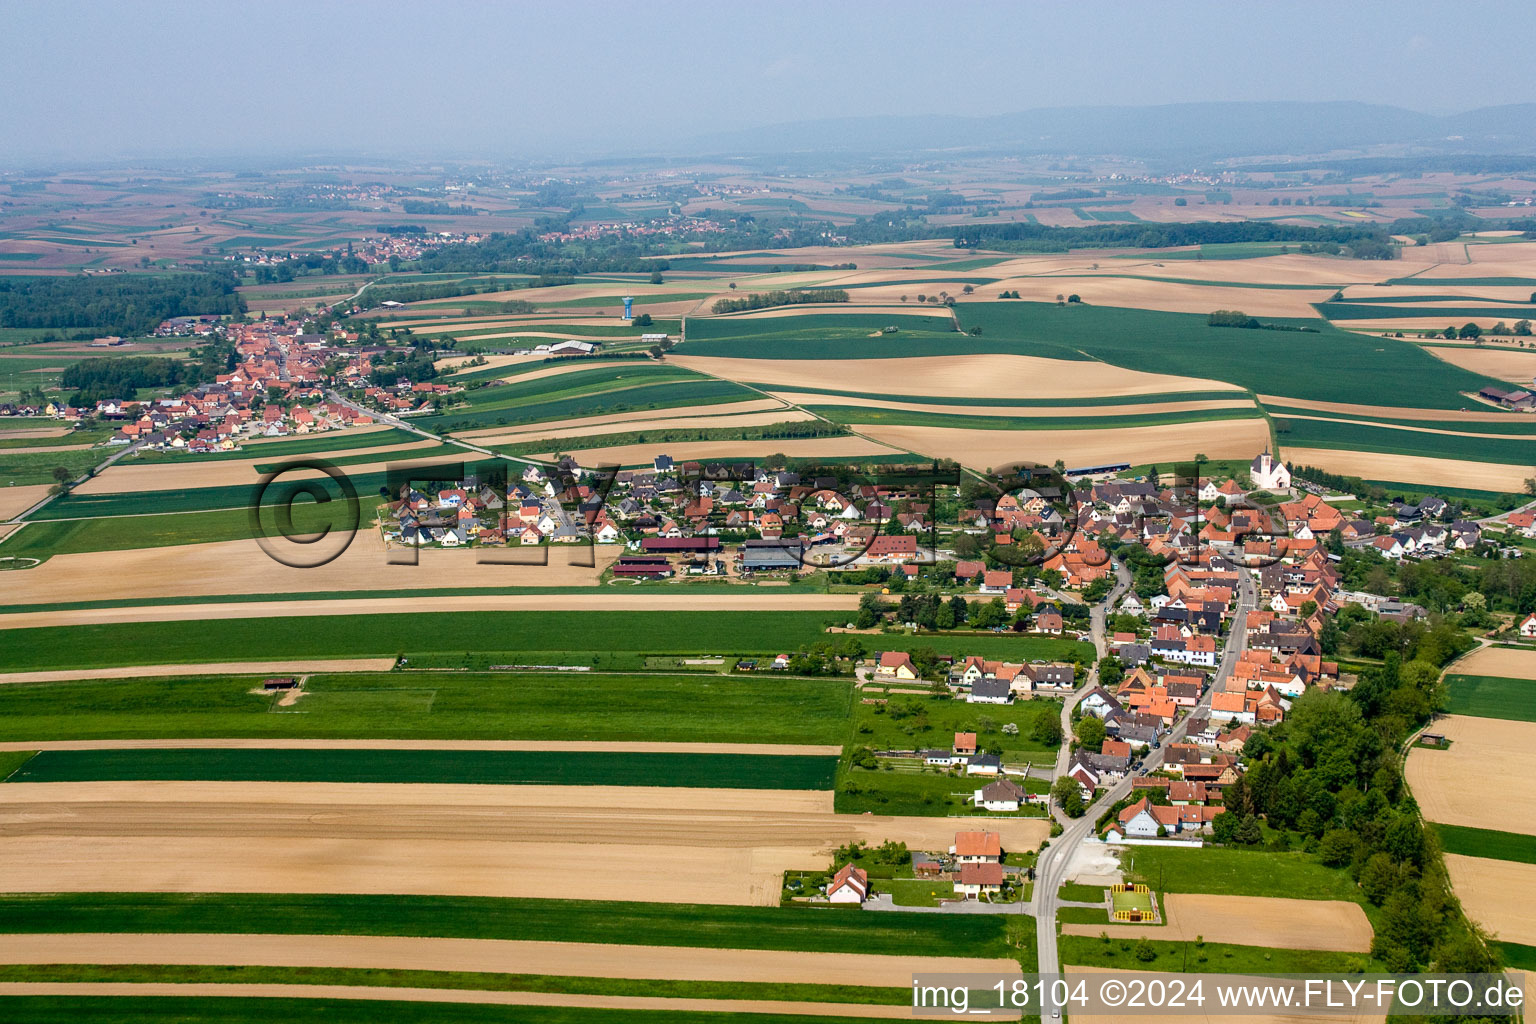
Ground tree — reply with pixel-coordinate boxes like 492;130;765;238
1317;828;1358;867
1055;293;1065;305
1133;938;1157;962
633;313;653;327
1032;712;1063;746
1516;319;1532;336
1075;715;1106;749
649;271;663;284
961;284;974;294
51;465;73;485
1458;322;1481;340
1234;814;1262;845
1067;294;1081;303
1052;776;1085;817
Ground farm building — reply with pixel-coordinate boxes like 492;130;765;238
740;537;805;572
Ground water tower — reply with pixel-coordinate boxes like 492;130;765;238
622;296;634;319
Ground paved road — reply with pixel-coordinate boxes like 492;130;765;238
1032;563;1255;1012
1052;559;1135;781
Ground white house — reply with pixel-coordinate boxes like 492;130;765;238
952;830;1003;863
827;864;868;904
955;862;1005;899
974;779;1025;812
1521;613;1536;639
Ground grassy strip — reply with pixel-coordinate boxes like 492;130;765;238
0;997;887;1024
1494;941;1536;970
0;964;908;1007
424;380;754;434
1444;674;1536;722
0;750;36;779
0;448;104;486
487;421;848;458
0;892;1008;957
250;442;466;474
1432;823;1536;865
0;672;852;745
8;748;838;789
1061;935;1378;973
1264;405;1536;437
1319;301;1536;320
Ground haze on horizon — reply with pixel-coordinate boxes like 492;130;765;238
7;0;1536;163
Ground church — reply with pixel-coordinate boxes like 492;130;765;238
1249;448;1291;492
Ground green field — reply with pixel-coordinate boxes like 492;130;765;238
1263;404;1536;436
1276;416;1536;465
1444;674;1536;721
750;382;1241;407
0;610;846;671
851;693;1061;761
129;427;422;463
1320;301;1536;320
1121;846;1363;903
681;312;962;359
0;891;1005;956
1059;934;1376;974
7;748;837;789
0;447;103;486
953;302;1503;409
422;377;756;434
1432;823;1536;864
0;671;852;744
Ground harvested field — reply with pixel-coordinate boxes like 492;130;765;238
673;353;1240;399
467;408;812;447
0;427;67;440
1445;854;1536;946
1452;646;1536;679
0;659;397;686
543;435;903;466
1065;966;1385;1024
700;304;952;322
0;982;918;1019
0;780;1049;906
1060;893;1372;951
0;592;860;631
1423;344;1536;383
856;418;1270;470
0;484;50;521
0;523;18;542
1256;395;1530;423
1408;715;1536;834
1278;447;1535;491
0;533;623;605
455;397;789;439
768;392;1255;419
72;440;444;494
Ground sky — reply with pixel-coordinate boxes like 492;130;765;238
7;0;1536;162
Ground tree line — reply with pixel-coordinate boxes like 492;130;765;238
0;272;244;337
711;289;849;315
62;356;188;404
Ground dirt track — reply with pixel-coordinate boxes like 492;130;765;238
0;982;922;1018
1060;893;1372;951
0;781;1049;906
856;418;1270;470
1278;447;1534;492
673;353;1238;399
1445;854;1536;946
1407;715;1536;833
0;590;860;631
0;932;1012;989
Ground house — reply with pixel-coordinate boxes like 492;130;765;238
965;752;1002;776
955;862;1005;899
827;864;869;904
876;651;918;680
1522;613;1536;639
1035;611;1064;635
952;830;1003;863
953;732;978;758
974;778;1026;812
967;678;1014;705
980;569;1012;594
